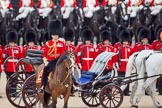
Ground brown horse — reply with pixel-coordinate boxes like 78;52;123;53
36;51;76;108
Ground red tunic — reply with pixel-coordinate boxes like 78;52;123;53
19;0;34;8
64;44;76;52
2;45;22;72
116;46;133;72
83;0;99;8
76;44;96;71
152;40;162;51
37;0;54;8
60;0;77;7
42;40;65;61
96;43;115;71
22;45;39;72
133;42;152;52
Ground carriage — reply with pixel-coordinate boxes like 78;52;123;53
5;50;162;108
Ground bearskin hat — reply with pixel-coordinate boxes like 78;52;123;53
48;20;63;37
155;24;162;38
157;28;162;41
6;30;18;43
81;28;93;42
100;30;112;42
64;28;75;41
42;32;51;44
119;30;131;42
138;27;151;41
136;26;145;37
25;30;37;44
116;26;127;40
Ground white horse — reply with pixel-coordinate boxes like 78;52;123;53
134;52;162;108
120;50;162;107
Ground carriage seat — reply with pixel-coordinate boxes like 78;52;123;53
23;50;43;64
79;71;97;84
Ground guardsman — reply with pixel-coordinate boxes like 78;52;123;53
151;0;162;15
38;0;54;19
63;28;76;53
22;30;39;75
152;24;162;50
61;0;78;19
83;0;100;18
96;30;115;75
102;0;118;14
0;0;13;17
16;0;35;20
38;20;65;93
115;30;133;96
76;28;96;72
2;30;21;97
133;27;152;52
151;25;162;95
127;0;143;21
2;30;21;79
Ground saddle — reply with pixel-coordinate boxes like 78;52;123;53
36;64;45;89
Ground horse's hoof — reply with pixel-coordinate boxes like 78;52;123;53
131;105;138;108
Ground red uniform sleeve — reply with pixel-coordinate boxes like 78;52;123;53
151;0;154;6
19;0;23;8
60;0;65;7
50;0;54;8
127;0;131;7
37;0;41;8
83;0;86;8
74;0;77;7
95;0;99;7
102;0;108;7
30;0;35;7
8;1;13;9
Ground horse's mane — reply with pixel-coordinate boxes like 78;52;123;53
56;53;66;66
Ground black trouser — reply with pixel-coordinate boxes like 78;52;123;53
118;71;129;95
157;76;162;95
41;59;58;88
5;72;17;95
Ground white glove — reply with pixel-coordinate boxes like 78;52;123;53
78;63;82;70
43;57;49;66
139;5;143;10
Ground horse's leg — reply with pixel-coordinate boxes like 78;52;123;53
143;77;161;107
130;81;138;107
51;91;57;108
133;79;145;107
63;87;72;108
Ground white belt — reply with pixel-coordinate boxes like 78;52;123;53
82;58;93;60
8;59;18;62
120;59;128;62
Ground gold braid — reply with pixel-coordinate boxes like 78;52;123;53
46;41;57;56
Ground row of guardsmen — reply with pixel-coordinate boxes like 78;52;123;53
0;20;162;97
0;0;162;20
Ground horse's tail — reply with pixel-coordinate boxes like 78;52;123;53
120;52;139;91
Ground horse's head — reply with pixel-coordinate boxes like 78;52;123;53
30;10;40;26
63;51;76;70
49;6;62;20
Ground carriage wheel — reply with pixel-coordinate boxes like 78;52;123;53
6;72;28;108
99;83;123;108
22;74;39;107
81;83;100;107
